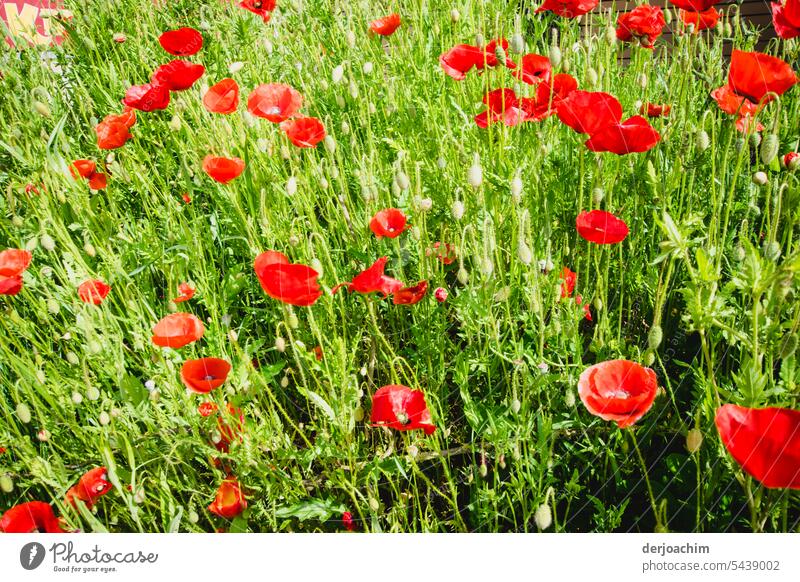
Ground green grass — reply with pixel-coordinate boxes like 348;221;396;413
0;0;799;532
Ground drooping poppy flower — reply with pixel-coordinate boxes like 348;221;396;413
578;359;658;428
576;210;630;244
78;279;111;305
208;478;246;519
576;295;592;321
203;78;239;114
95;110;134;149
370;13;401;36
239;0;276;22
514;54;552;86
715;404;800;490
70;159;96;180
557;91;622;135
88;172;108;190
202;155;245;184
123;82;170;112
280;116;326;148
728;50;798;105
333;257;405;298
427;242;457;265
772;0;800;39
616;5;666;48
0;501;65;533
0;249;32;296
173;282;195;303
65;467;113;509
247;83;303;122
560;267;577;298
370;384;436;435
369;208;409;239
393;281;428;305
151;312;205;348
158;27;203;56
680;8;721;31
342;511;356;531
640;102;671;117
151;60;205;91
181;358;232;394
535;0;599;18
254;251;323;307
585;116;661;155
668;0;720;10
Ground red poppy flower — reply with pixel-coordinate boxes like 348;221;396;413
783;151;800;169
668;0;720;10
710;84;762;118
369;208;409;239
181;358;231;394
428;242;457;265
393;281;428;305
735;116;764;134
151;60;205;91
198;402;218;417
203;155;245;184
514;54;552;86
680;8;720;31
280;116;326;148
239;0;276;22
0;501;65;533
65;467;113;509
371;384;436;435
254;251;323;307
560;267;577;298
585;116;661;155
88;172;108;190
616;5;666;48
715;404;800;489
640;102;671;117
95;118;131;149
78;279;111;305
475;88;532;128
342;511;356;531
123;82;170;112
151;312;205;348
439;44;486;80
557;91;622;135
728;50;798;105
312;345;323;361
70;159;96;180
528;73;579;120
370;13;401;36
578;359;658;428
576;210;629;244
0;276;22;295
158;27;203;56
208;478;246;519
334;257;405;298
174;282;195;303
0;249;31;296
182;193;192;204
203;78;239;114
247;83;303;122
772;0;800;39
535;0;599;18
576;295;592;321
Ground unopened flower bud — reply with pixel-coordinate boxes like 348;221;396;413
760;133;779;165
534;503;552;530
695;130;710;151
467;154;483;188
686;429;703;454
452;200;465;221
16;403;32;424
549;45;562;68
286;176;298;196
434;287;448;302
450;9;460;22
647;325;663;350
510;33;525;54
34;101;51;117
752;171;768;186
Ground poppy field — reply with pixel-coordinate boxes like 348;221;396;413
1;0;800;534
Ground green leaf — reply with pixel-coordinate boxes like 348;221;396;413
275;498;347;522
120;373;147;405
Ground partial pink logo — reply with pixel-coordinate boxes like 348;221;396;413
1;1;66;47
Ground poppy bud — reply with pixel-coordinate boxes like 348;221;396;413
34;101;51;117
46;299;59;315
450;9;460;22
565;389;576;407
510;399;521;414
395;171;410;191
346;30;356;48
323;135;336;153
37;429;50;442
760;133;779;165
779;333;798;359
369;497;381;512
133;489;145;504
452;200;465;220
480;257;494;276
188;510;199;524
647;325;663;350
457;267;469;285
467;154;482;189
561;58;570;73
274;336;286;352
733;244;745;261
749;132;761;149
643;350;656;367
517;241;532;265
534;503;552;530
475;33;485;46
511;175;523;201
16;403;31;424
586;67;598;87
548;45;562;69
695;130;709;151
686;429;703;454
229;61;245;74
593;296;603;311
341;121;350;134
66;352;79;365
763;241;781;261
434;287;448;302
437;157;446;170
752;171;768;186
310;258;323;277
638;73;648;88
87;386;100;401
286;176;298;196
407;444;419;459
99;411;110;426
71;392;83;404
510;33;525;54
0;474;13;493
280;376;289;388
288;312;299;328
332;64;344;84
40;234;55;252
349;81;359;99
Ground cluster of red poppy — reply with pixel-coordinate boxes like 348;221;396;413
70;159;108;190
0;249;32;296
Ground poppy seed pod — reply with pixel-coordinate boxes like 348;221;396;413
752;171;768;186
686;428;703;454
647;325;663;350
760;134;779;165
